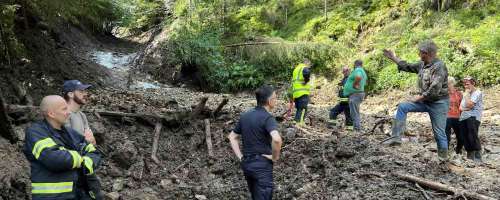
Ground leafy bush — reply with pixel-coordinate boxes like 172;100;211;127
115;0;164;34
0;4;25;63
161;0;499;93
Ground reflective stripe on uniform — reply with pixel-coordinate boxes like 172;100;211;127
299;109;306;123
85;143;96;153
32;182;73;194
83;156;94;175
338;97;349;102
68;150;82;169
292;88;310;93
32;138;57;159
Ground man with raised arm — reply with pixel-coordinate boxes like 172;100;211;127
382;40;450;160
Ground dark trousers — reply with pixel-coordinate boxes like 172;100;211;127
329;102;353;126
241;155;273;200
460;117;482;151
446;118;464;154
294;95;309;123
76;174;103;200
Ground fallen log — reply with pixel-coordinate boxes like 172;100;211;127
191;97;208;118
92;110;189;125
394;173;496;200
5;104;191;126
224;41;281;47
415;183;432;200
212;98;228;118
204;119;214;157
370;117;391;134
151;121;163;165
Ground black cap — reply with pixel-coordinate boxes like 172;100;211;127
63;80;92;93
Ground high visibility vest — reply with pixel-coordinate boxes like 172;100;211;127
292;64;311;99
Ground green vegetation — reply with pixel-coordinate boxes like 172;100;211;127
0;4;24;64
0;0;120;63
157;0;498;92
2;0;498;92
114;0;165;34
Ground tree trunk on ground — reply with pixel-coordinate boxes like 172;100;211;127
395;173;496;200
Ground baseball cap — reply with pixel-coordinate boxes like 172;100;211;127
63;80;92;93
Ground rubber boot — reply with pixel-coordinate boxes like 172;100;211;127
438;149;449;161
473;151;482;164
381;119;404;146
328;119;337;128
466;151;474;160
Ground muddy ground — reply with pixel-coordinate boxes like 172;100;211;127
2;83;499;200
1;25;499;200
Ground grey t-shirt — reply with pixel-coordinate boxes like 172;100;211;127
65;111;90;136
459;89;483;121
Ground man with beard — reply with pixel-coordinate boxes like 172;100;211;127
63;80;96;145
62;80;102;199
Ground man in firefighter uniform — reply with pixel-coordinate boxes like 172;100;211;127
23;95;101;200
329;66;353;130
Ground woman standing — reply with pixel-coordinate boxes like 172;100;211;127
459;76;484;163
446;77;463;154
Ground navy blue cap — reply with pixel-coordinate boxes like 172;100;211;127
63;80;92;93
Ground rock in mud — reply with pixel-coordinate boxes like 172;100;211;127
111;141;138;169
195;194;208;200
105;192;120;200
112;178;125;192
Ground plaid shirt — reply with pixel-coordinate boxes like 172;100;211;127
397;58;449;101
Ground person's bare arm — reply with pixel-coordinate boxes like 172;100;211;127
83;128;96;145
228;131;243;160
462;90;476;110
353;75;362;89
262;130;282;162
383;49;402;63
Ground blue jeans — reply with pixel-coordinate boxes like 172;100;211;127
395;98;450;150
329;102;352;126
241;155;273;200
294;95;309;123
348;93;365;131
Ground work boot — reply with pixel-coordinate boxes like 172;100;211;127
466;151;474;160
438;149;449;161
473;151;483;164
328;119;337;128
381;119;405;146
